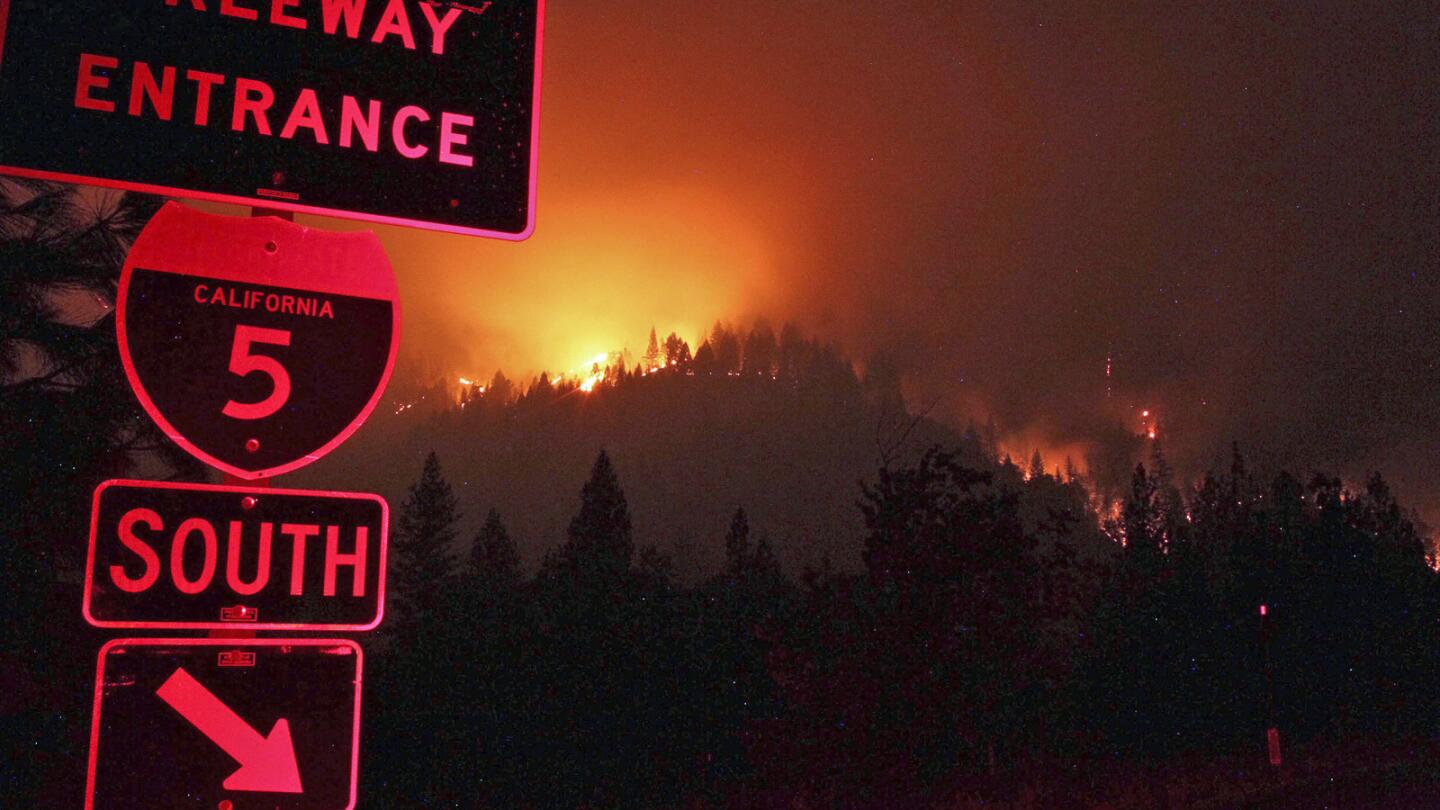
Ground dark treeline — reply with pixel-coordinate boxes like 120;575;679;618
449;320;871;407
365;441;1438;807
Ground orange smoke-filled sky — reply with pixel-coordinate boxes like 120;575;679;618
217;1;1437;520
344;1;1055;378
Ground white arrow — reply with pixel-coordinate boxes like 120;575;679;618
156;667;303;794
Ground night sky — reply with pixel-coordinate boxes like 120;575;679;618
291;1;1438;519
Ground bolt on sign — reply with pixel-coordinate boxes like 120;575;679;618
0;0;544;239
118;202;400;479
85;480;388;631
86;638;363;810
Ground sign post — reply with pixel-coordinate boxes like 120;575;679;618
0;5;548;807
83;203;397;807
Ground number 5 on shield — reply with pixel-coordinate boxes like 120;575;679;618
222;325;292;420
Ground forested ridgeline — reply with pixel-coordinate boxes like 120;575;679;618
296;322;969;579
358;445;1438;807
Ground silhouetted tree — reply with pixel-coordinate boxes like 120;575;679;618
525;370;554;402
486;368;515;405
862;355;905;415
643;327;660;370
692;339;716;375
742;319;778;377
0;182;193;809
777;322;805;381
1029;449;1047;481
391;452;460;634
710;321;741;373
471;507;519;582
1120;462;1163;561
543;449;634;587
662;330;690;366
981;415;1000;461
724;507;751;575
757;447;1076;801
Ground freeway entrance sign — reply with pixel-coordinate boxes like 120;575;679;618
0;0;544;238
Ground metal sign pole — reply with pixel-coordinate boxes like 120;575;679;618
211;207;284;641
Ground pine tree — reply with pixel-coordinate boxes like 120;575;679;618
662;331;690;366
752;533;778;575
1148;440;1187;550
643;327;660;370
1028;449;1046;481
1121;462;1162;560
710;321;741;373
392;452;461;633
778;321;804;380
1;183;196;554
487;369;514;405
692;340;716;374
0;182;195;807
741;320;778;377
981;415;1000;461
724;507;751;575
1064;456;1081;485
636;544;674;585
471;507;519;582
549;450;634;585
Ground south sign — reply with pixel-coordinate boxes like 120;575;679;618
85;480;388;631
0;0;543;238
118;202;400;479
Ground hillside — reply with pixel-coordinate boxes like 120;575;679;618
291;326;964;579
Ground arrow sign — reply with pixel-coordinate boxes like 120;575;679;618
157;667;303;794
86;638;360;809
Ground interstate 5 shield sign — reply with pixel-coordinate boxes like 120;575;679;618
118;202;399;479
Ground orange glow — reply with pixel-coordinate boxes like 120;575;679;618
995;431;1093;481
198;187;783;388
364;187;784;381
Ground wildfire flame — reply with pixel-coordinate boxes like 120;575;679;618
1139;408;1158;440
567;351;611;393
